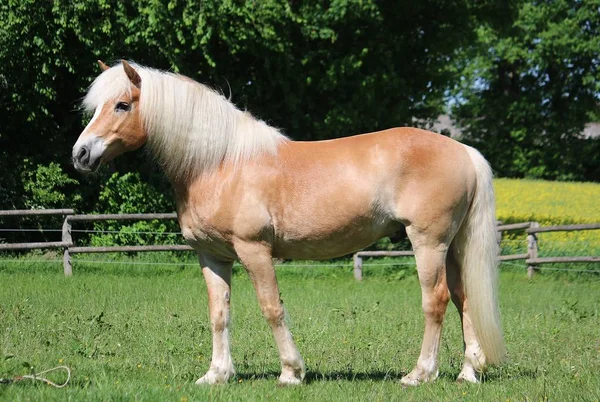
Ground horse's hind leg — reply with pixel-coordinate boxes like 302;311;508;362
235;242;305;385
401;230;450;386
446;246;486;383
195;253;235;385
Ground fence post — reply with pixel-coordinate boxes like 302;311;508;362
496;220;503;245
62;216;73;276
527;222;539;279
353;253;362;281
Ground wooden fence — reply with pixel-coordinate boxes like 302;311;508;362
1;210;598;278
0;210;192;276
352;221;600;280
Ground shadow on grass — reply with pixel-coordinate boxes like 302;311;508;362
482;366;539;382
237;370;405;383
437;365;539;383
237;365;539;384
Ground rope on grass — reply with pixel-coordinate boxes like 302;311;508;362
0;365;71;388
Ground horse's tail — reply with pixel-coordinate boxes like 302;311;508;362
453;145;506;365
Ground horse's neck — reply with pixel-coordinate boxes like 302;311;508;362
151;106;285;183
170;161;242;226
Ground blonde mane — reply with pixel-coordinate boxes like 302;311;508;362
83;62;288;180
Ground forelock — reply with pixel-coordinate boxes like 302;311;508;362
82;64;133;113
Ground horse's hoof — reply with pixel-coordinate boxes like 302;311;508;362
400;368;438;386
400;376;420;387
278;374;303;386
457;367;480;384
195;369;234;385
277;366;305;386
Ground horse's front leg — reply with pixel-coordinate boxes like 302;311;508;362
195;253;235;385
235;242;305;385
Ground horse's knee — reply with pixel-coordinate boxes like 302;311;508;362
260;302;284;326
210;311;228;332
207;291;231;331
422;286;450;322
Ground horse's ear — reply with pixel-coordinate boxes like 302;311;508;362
121;60;141;88
97;60;110;72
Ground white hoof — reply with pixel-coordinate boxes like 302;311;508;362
457;365;480;383
278;365;305;386
195;368;234;385
278;374;303;386
400;368;438;386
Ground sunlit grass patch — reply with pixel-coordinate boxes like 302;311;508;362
0;264;599;401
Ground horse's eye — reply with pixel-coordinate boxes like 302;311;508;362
115;102;131;112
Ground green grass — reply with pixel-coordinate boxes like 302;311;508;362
1;261;599;401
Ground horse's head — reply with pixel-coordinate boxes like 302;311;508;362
72;60;147;173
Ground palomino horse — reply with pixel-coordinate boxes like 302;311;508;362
72;60;506;386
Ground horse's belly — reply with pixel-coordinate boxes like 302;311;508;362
272;218;401;260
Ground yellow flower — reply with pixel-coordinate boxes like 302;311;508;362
495;178;600;257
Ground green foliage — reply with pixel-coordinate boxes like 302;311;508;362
450;0;600;181
95;172;172;215
90;172;178;246
21;161;81;209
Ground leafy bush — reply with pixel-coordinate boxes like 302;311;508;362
89;172;179;247
21;161;82;210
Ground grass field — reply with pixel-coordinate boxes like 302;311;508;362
1;261;599;401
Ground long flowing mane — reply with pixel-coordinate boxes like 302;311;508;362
82;62;288;180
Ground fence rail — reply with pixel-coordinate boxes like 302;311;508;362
0;209;74;217
1;210;598;278
67;213;178;222
527;223;600;233
352;221;600;280
0;241;71;251
69;245;194;254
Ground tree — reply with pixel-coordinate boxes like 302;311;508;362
450;0;600;181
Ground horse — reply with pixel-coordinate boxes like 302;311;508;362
72;60;506;386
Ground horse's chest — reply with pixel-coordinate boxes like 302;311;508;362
180;220;236;259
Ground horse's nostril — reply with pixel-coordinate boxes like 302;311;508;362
78;146;89;162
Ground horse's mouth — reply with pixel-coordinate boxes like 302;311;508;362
73;157;101;174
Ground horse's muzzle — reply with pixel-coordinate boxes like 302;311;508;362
72;135;105;173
